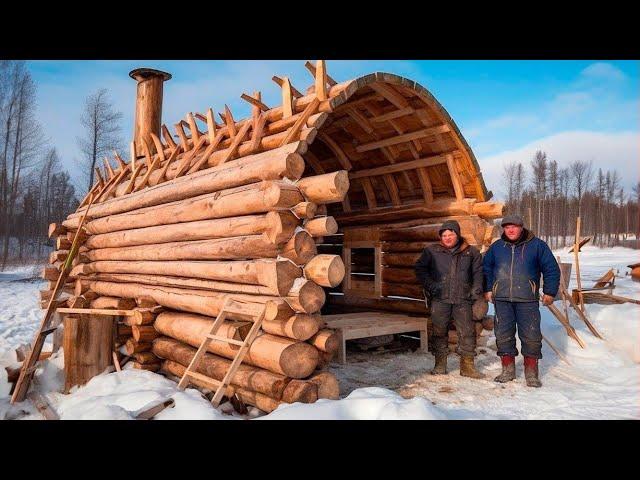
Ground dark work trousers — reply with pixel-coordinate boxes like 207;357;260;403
430;300;477;357
494;301;543;359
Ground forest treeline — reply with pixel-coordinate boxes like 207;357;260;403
1;61;638;270
502;151;639;249
0;61;122;270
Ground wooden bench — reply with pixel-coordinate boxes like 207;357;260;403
323;312;428;364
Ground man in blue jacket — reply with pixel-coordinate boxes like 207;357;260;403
482;214;560;387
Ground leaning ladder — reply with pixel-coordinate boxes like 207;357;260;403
11;194;96;404
178;298;266;407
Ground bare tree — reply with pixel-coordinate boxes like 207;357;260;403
569;160;593;219
76;88;123;194
0;61;43;270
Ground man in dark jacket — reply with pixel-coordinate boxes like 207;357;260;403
415;220;485;379
483;214;560;387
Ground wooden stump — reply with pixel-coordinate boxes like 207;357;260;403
63;314;115;393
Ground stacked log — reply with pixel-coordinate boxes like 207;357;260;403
49;142;347;411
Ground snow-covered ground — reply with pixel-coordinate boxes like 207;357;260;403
1;247;638;420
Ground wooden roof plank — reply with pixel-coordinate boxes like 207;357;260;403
318;132;353;171
369;83;410;109
446;154;465;201
355;124;450;153
349;154;447;179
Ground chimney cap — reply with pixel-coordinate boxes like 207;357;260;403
129;68;172;82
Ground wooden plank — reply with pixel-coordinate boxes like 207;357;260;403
318;132;353;170
345;107;374;134
241;92;269;112
162;124;178;150
374;245;382;298
186;112;201;144
446;154;465;201
383;174;401;206
135;398;175;420
369;83;410;109
416;167;434;203
28;392;59;420
217;120;252;165
356;125;450;153
370;106;414;123
150;133;166;162
350;154;446;179
314;60;328;101
304;60;337;86
206;108;217;144
174;122;189;152
360;177;377;209
272;75;303;98
57;308;136;316
281;77;294;118
279;98;320;147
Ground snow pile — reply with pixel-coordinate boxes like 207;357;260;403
1;247;639;420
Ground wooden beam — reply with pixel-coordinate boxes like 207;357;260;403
305;151;325;174
371;106;415;123
174;136;207;178
206;108;217;144
304;60;337;86
113;151;126;171
103;157;115;179
355;125;450;153
248;113;267;154
446;154;465;201
174;122;189;152
314;60;328;101
186;113;201;144
222;105;237;138
150;133;166;162
416;167;434;204
272;75;303;98
369;83;410;109
360;177;377;209
383;174;401;206
157;144;183;181
141;137;154;170
281;77;294;118
349;154;447;180
279;98;320;147
241;93;269;112
317;132;352;170
124;163;144;195
217;120;252;165
162;124;178;150
345;107;374;134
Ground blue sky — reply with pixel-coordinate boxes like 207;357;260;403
28;60;639;198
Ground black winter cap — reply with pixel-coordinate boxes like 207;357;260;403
501;214;524;227
438;220;461;237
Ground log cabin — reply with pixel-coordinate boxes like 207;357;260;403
43;62;503;412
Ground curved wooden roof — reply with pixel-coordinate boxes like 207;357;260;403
78;63;496;223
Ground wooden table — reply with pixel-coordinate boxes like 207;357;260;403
323;312;428;364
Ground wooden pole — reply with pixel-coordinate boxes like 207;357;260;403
573;216;584;312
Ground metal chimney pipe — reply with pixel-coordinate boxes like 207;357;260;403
129;67;172;155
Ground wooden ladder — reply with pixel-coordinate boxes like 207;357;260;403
177;298;266;408
11;195;96;404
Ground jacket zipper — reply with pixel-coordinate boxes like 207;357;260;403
509;244;515;301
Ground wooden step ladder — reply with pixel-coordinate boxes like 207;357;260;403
11;195;96;404
178;298;266;407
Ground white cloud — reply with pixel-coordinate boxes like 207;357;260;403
478;130;639;199
579;62;627;82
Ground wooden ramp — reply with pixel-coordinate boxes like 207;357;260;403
323;312;428;364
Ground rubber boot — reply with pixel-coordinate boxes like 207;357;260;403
430;354;448;375
494;355;516;383
524;356;542;388
460;355;485;379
